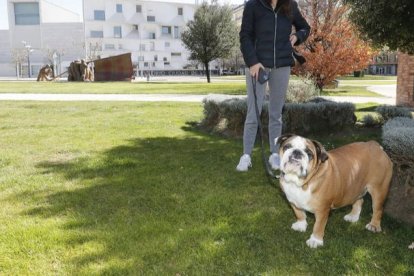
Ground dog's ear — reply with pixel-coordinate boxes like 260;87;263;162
312;140;329;163
275;134;295;148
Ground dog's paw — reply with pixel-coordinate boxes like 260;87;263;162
291;220;307;232
306;234;324;249
365;223;382;233
344;213;360;223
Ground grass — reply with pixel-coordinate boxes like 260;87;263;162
0;81;246;95
339;80;397;86
0;101;412;275
337;75;397;81
321;86;383;97
0;76;396;97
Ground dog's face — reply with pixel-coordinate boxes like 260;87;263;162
276;134;328;186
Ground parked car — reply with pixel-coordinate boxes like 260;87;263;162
222;70;236;75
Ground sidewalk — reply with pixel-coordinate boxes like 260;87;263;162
0;79;397;104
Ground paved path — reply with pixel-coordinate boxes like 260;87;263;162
0;84;397;105
366;85;396;98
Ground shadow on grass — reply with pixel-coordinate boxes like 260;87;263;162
19;135;413;274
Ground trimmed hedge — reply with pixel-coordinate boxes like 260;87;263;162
201;96;356;137
382;117;414;226
376;105;413;121
282;101;355;134
382;117;414;155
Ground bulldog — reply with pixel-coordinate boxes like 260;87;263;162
276;134;393;248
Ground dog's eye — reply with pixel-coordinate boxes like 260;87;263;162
305;149;314;160
283;144;292;151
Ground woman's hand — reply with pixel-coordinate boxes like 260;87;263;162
249;63;264;80
290;34;298;46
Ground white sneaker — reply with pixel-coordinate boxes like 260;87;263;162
268;153;280;170
236;154;252;171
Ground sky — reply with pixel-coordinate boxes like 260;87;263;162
0;0;245;30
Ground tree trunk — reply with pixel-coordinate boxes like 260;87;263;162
204;62;211;83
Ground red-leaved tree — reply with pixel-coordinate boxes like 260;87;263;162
292;0;376;89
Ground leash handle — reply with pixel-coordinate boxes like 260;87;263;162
251;76;280;184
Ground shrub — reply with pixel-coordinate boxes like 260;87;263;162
361;113;384;127
376;105;413;121
282;102;356;134
201;98;221;128
219;98;248;135
201;95;244;131
286;76;319;103
382;117;414;155
200;97;356;137
382;117;414;226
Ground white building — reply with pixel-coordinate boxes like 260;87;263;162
0;0;85;78
0;0;206;78
83;0;197;76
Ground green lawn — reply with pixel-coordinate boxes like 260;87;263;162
0;101;412;275
339;80;397;86
0;81;246;95
337;75;397;81
0;76;396;97
321;86;383;97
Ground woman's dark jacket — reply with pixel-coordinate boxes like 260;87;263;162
239;0;310;68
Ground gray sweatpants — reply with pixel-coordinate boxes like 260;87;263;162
243;66;291;155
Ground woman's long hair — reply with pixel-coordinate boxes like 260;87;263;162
266;0;291;16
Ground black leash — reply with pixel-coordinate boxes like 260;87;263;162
251;76;280;188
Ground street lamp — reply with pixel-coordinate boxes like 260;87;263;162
22;41;34;78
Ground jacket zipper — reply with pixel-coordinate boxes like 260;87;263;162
259;0;281;68
274;12;277;68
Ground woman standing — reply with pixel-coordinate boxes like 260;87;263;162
236;0;310;171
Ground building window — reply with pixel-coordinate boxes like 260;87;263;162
105;44;115;50
140;44;146;51
136;5;142;13
154;55;158;61
178;7;183;16
133;24;138;31
144;62;149;67
114;26;122;38
91;31;104;38
165;42;170;48
163;57;168;62
147;16;155;22
149;32;156;39
174;26;180;39
164;62;170;66
152;62;156;67
171;52;181;57
150;42;155;51
138;56;144;61
116;4;122;13
94;10;105;21
162;26;171;35
14;3;40;25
